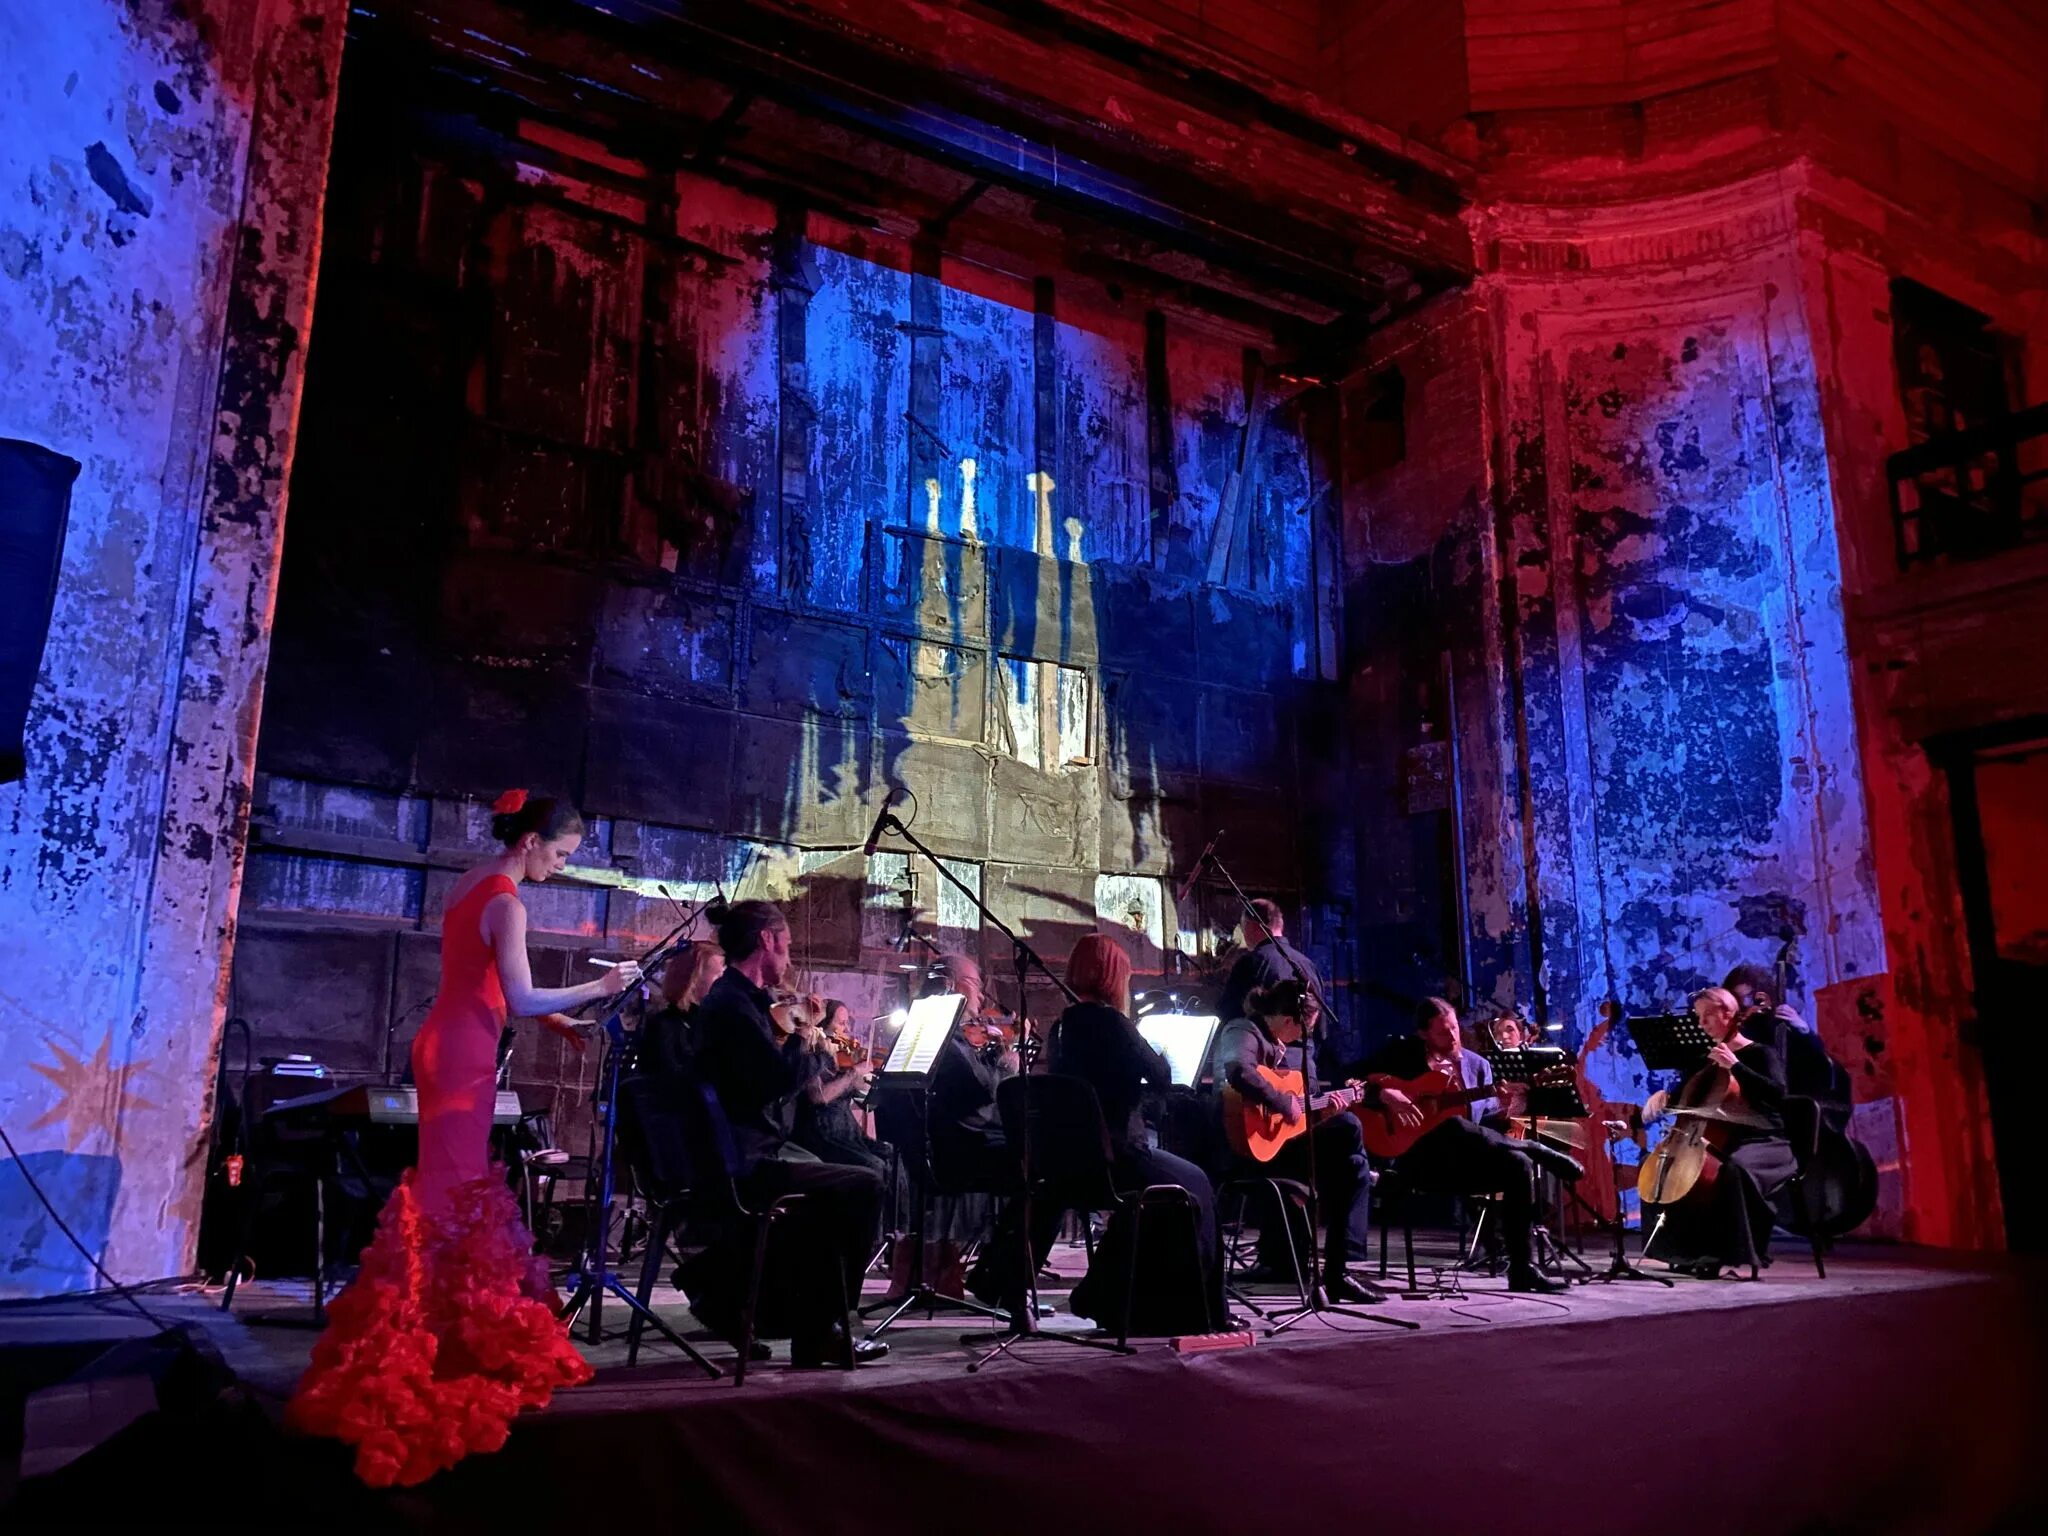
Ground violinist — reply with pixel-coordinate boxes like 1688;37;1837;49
687;898;887;1366
793;998;889;1189
1641;986;1797;1278
920;954;1039;1315
644;940;724;1080
1051;934;1234;1331
927;953;1021;1179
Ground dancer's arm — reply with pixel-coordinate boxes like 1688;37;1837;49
483;894;639;1014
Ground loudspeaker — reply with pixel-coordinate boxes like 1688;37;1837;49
0;439;80;784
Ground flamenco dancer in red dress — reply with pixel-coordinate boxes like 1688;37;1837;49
287;791;640;1487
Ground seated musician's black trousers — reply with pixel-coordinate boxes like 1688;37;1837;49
738;1159;883;1343
1257;1114;1373;1276
1396;1118;1537;1271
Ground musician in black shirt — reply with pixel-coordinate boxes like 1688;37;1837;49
1050;933;1232;1331
1215;898;1324;1029
1212;980;1384;1303
643;940;723;1081
687;899;886;1366
1641;986;1798;1277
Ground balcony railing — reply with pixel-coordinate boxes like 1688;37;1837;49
1890;403;2048;569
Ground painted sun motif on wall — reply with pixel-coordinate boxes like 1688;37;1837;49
26;1035;156;1154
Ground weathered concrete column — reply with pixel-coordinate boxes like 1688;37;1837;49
0;0;346;1295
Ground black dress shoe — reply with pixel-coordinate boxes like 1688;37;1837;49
1324;1272;1391;1305
1216;1315;1255;1334
1235;1260;1306;1288
1506;1266;1566;1295
790;1325;891;1369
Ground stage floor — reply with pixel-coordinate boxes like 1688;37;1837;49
6;1234;2046;1533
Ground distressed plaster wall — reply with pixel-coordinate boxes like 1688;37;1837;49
0;0;346;1295
1341;171;1901;1227
232;68;1347;1156
1488;181;1895;1227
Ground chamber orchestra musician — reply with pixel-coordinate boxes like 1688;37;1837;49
793;997;902;1243
1211;980;1386;1303
1215;897;1325;1031
685;897;889;1366
1359;997;1583;1294
1723;962;1853;1128
1640;985;1798;1278
1050;933;1239;1332
286;789;635;1486
927;953;1022;1181
643;939;723;1081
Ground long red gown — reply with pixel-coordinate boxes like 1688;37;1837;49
285;874;593;1487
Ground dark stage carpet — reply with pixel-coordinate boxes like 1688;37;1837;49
4;1242;2044;1533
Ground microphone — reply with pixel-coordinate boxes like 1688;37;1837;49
1175;828;1225;905
862;789;903;857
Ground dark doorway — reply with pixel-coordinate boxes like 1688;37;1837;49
1942;721;2048;1253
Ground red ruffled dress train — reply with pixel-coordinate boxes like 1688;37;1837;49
285;875;592;1488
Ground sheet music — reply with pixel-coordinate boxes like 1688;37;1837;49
1136;1013;1220;1089
882;993;964;1076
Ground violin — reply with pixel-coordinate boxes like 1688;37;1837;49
768;990;824;1039
770;990;872;1070
960;1005;1035;1063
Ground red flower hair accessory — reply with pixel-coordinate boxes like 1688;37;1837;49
492;789;529;816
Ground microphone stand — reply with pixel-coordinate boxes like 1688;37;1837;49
558;909;719;1375
863;811;1134;1373
1208;851;1417;1335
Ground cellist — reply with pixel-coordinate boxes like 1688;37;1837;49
1641;986;1798;1278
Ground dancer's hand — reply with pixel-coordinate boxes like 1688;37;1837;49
539;1013;588;1052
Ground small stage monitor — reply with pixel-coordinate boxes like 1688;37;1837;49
1136;1013;1221;1089
880;993;965;1077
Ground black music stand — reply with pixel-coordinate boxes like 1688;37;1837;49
865;808;1135;1373
859;994;1015;1339
1509;1054;1595;1280
1624;1012;1715;1267
559;918;719;1376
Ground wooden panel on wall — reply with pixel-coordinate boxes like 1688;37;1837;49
1465;0;1774;111
1781;0;2048;198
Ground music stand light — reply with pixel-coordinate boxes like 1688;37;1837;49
1135;1014;1221;1090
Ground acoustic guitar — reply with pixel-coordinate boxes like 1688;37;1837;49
1357;1064;1574;1160
1222;1065;1368;1162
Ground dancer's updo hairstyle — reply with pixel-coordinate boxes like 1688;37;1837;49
489;788;585;848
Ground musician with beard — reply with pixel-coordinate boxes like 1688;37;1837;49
1360;997;1582;1294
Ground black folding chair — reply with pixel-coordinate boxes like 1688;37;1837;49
611;1072;721;1377
998;1074;1203;1349
667;1073;851;1392
1781;1094;1834;1279
1370;1157;1421;1293
1219;1174;1313;1317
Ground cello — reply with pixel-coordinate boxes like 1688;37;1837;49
1635;1001;1774;1212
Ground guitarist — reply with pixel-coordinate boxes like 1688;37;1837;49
1213;981;1386;1305
1361;998;1583;1295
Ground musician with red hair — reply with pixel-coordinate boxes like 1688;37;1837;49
1049;933;1232;1331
